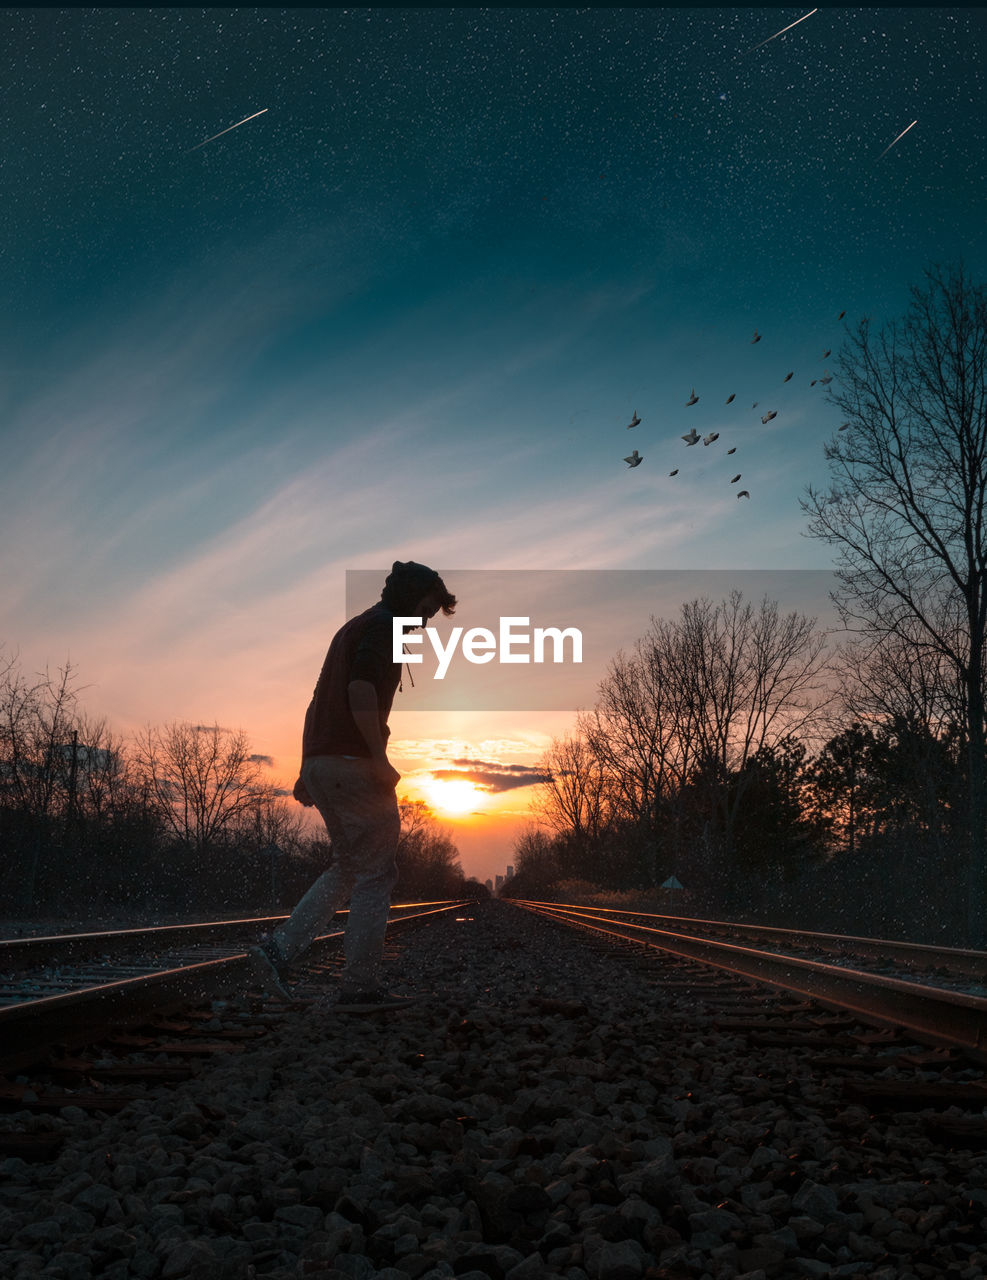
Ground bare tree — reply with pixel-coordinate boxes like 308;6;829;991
230;793;307;857
132;722;274;852
0;654;84;818
667;591;828;884
0;655;134;908
397;798;436;852
394;802;464;900
503;825;560;898
673;593;828;776
802;263;987;942
533;732;611;843
578;626;696;835
64;713;130;825
834;613;965;742
556;592;827;893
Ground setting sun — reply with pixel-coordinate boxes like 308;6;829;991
423;777;485;817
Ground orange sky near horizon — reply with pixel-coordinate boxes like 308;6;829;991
8;571;841;886
297;709;577;885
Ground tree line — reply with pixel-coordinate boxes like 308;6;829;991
0;654;485;920
505;265;987;946
504;589;970;940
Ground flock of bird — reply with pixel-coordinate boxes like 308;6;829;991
622;313;848;503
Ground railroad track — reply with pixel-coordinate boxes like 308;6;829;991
0;900;468;1072
507;900;987;1153
510;899;987;1062
4;899;987;1279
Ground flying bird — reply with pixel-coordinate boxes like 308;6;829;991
682;428;701;446
783;371;794;382
627;410;641;429
669;469;679;476
750;330;762;344
751;401;759;409
686;388;699;406
703;432;720;445
818;375;833;385
624;451;643;467
725;393;736;404
187;108;269;153
731;474;742;483
838;310;846;319
821;349;831;359
727;447;737;455
838;422;850;431
737;490;750;499
761;411;777;423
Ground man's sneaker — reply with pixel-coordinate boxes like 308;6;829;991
246;939;292;1001
334;988;419;1013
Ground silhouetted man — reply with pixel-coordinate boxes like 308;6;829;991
249;560;456;1010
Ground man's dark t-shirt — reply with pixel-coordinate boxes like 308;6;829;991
302;604;403;759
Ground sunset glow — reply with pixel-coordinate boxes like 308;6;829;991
2;9;980;887
422;777;486;817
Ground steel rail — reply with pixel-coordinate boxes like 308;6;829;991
0;900;460;968
507;899;987;980
0;902;467;1071
511;899;987;1060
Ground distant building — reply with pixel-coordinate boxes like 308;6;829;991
505;865;514;879
495;874;504;892
484;879;493;893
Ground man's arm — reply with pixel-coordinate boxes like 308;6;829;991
348;679;401;788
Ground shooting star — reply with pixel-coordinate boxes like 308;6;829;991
877;119;917;160
188;108;269;153
748;8;818;54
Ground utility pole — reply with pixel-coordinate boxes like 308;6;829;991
67;729;79;828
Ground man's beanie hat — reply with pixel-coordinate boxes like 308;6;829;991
381;560;441;610
385;560;439;594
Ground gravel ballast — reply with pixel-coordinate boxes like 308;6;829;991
2;900;986;1280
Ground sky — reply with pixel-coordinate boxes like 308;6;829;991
2;6;985;883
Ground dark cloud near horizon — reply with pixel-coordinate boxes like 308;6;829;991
436;762;550;793
451;758;545;775
250;754;275;768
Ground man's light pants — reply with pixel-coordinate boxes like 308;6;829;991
273;755;400;992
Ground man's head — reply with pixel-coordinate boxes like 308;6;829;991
381;560;457;619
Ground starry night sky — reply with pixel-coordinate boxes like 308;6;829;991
9;9;982;307
3;7;985;876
